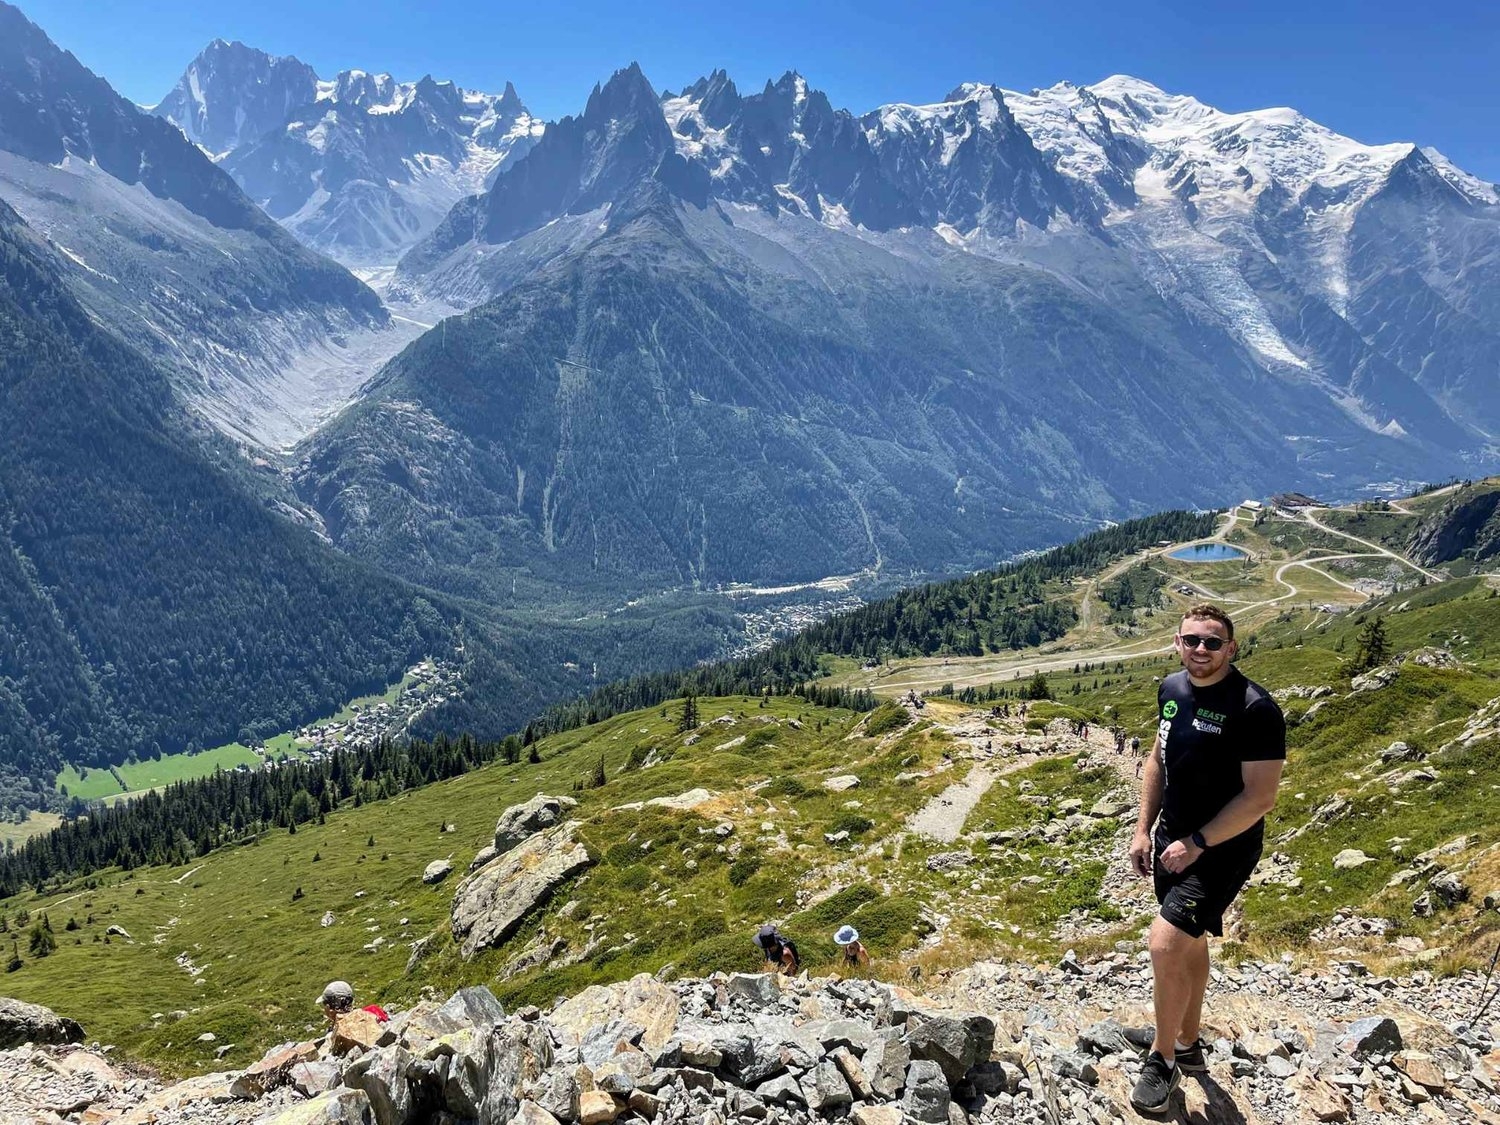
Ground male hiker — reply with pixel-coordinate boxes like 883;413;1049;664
1128;604;1285;1113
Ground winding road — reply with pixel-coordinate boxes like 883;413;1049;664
859;505;1441;694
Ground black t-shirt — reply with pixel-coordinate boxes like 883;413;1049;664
1156;667;1286;847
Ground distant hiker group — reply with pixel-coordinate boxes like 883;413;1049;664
754;922;870;976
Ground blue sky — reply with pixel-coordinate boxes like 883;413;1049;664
24;0;1500;180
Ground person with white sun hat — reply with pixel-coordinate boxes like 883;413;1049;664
833;924;869;969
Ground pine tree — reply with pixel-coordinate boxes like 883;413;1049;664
1349;616;1390;675
27;919;55;958
677;695;700;732
1024;672;1052;701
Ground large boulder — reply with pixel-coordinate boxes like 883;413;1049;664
0;997;84;1048
493;795;579;854
265;1088;374;1124
451;822;593;958
331;1010;384;1056
426;1024;533;1121
229;1040;320;1099
344;1045;415;1125
906;1008;996;1083
422;859;453;884
548;974;680;1058
901;1059;951;1122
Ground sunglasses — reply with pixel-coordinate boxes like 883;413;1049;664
1177;634;1227;651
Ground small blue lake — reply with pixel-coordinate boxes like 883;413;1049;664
1168;543;1247;562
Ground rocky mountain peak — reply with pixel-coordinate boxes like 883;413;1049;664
153;38;318;154
584;61;666;130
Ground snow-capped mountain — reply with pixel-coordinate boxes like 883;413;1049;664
396;66;1499;454
0;1;401;449
308;64;1494;605
150;38;319;156
155;42;542;268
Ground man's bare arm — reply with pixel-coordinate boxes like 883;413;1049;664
1129;736;1165;876
1197;759;1283;845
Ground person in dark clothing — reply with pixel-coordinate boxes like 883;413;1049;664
1127;605;1286;1114
754;924;800;975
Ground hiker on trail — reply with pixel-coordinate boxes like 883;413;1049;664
318;980;388;1026
1128;605;1285;1114
834;925;870;969
755;924;800;975
1132;735;1143;778
317;980;355;1025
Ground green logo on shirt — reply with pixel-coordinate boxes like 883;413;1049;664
1162;701;1179;719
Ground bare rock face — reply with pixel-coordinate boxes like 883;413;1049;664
0;996;84;1048
451;822;592;958
548;973;681;1057
492;794;578;855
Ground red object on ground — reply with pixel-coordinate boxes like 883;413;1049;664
362;1004;389;1022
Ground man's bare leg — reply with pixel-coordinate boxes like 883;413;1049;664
1148;915;1206;1061
1177;934;1211;1045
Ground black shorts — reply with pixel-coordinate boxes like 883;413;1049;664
1153;826;1261;939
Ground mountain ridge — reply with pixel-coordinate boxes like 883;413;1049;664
154;39;543;268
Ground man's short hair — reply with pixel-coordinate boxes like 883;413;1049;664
1182;603;1234;640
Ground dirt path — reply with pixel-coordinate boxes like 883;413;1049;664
906;764;997;842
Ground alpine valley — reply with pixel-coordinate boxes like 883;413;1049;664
0;0;1497;817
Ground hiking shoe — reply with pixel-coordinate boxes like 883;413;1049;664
1130;1051;1181;1114
1175;1038;1209;1073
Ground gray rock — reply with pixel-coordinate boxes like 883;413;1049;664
1429;871;1468;905
0;997;84;1049
926;851;975;873
423;859;454;884
291;1060;342;1097
435;986;507;1032
434;1025;530;1121
1265;1054;1298;1079
1078;1018;1133;1057
536;1068;580;1120
724;972;780;1007
807;1018;874;1053
493;794;579;854
902;1059;952;1123
345;1045;414;1125
754;1073;805;1106
450;822;593;957
266;1088;375;1124
822;775;861;792
801;1060;853;1111
830;1045;872;1100
1338;1017;1403;1058
469;845;499;872
907;1010;995;1083
717;1032;785;1085
863;1032;911;1098
1050;1050;1098;1085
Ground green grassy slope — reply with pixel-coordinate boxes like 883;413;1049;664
3;504;1498;1081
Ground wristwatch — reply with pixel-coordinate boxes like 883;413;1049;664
1190;830;1209;850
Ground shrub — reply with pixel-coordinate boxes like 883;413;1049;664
825;813;875;838
618;865;650;891
674;932;758;977
865;703;911;738
762;777;807;799
728;854;762;887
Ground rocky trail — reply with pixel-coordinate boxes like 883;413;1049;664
5;944;1499;1125
9;713;1500;1125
